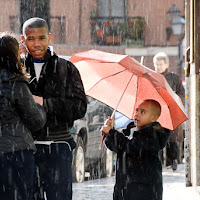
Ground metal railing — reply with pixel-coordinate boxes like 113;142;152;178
90;16;146;46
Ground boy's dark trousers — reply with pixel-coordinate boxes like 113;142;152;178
113;184;127;200
34;143;73;200
124;182;163;200
0;150;35;200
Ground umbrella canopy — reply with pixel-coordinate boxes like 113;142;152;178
70;49;187;130
114;111;133;129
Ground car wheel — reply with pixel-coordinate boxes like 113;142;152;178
100;147;114;178
73;137;85;183
105;148;114;177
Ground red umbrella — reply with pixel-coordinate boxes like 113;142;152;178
70;49;187;131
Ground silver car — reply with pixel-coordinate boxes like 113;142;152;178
71;97;114;183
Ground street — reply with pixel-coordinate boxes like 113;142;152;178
72;164;200;200
72;174;114;200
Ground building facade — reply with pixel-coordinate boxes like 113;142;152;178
0;0;185;76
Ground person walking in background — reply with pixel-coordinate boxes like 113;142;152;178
101;99;171;200
153;52;185;170
20;17;87;200
0;32;46;200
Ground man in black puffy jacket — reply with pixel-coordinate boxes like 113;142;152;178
20;17;87;200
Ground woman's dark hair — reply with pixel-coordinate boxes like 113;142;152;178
0;32;27;77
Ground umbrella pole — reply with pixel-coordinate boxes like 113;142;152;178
99;73;134;149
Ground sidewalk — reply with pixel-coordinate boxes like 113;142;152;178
72;163;200;200
163;163;200;200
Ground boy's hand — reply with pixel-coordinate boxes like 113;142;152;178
99;115;114;149
33;95;43;106
100;125;112;135
100;116;114;135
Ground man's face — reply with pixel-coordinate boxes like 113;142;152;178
22;27;51;60
154;59;169;74
134;101;156;129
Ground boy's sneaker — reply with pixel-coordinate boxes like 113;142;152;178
172;159;178;171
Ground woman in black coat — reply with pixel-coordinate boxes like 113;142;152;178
0;32;46;200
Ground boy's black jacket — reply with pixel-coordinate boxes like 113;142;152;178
105;122;171;185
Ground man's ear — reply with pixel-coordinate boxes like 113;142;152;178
48;33;51;41
165;63;169;69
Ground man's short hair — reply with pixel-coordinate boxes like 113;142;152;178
22;17;49;35
153;52;169;64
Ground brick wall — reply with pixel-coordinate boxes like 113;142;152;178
0;0;185;76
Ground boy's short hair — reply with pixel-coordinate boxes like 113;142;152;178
22;17;49;35
144;99;161;118
153;52;169;64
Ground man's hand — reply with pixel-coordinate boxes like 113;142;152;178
33;95;43;106
19;40;28;58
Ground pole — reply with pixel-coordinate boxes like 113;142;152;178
178;38;183;76
184;0;192;187
78;0;82;45
189;0;200;187
194;0;200;186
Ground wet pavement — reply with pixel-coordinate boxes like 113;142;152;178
162;164;200;200
72;163;200;200
72;176;114;200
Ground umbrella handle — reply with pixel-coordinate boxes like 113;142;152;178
99;135;105;149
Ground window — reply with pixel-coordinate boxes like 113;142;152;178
19;0;50;32
10;16;19;33
98;0;125;17
50;16;66;44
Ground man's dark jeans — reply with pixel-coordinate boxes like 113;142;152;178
0;150;35;200
166;142;178;163
34;141;74;200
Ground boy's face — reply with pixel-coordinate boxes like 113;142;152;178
134;101;157;129
21;27;51;60
154;59;169;74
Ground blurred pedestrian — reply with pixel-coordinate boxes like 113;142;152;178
0;32;46;200
101;99;171;200
20;17;87;200
153;52;185;170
